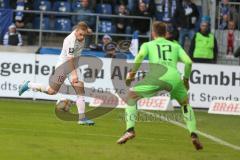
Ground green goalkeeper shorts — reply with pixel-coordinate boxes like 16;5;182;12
132;66;188;103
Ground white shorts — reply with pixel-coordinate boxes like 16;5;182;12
55;61;83;83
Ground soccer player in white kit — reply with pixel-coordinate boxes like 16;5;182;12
19;22;94;125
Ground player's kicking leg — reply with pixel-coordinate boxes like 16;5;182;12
19;66;65;96
19;70;94;125
19;81;57;96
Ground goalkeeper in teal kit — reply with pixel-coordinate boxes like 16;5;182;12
117;22;203;150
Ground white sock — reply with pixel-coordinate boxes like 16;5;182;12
28;82;49;93
76;96;86;119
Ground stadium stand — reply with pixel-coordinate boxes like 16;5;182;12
71;0;96;29
0;0;239;65
0;0;9;9
15;1;25;22
33;17;51;30
96;3;112;14
53;1;71;13
55;18;72;31
34;0;52;11
71;0;81;12
98;21;115;33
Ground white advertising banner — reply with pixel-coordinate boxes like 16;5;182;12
0;52;240;109
0;52;36;98
89;95;173;111
183;63;240;108
208;100;240;115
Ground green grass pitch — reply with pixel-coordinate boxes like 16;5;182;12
0;99;240;160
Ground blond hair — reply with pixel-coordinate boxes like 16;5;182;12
152;21;167;37
74;21;89;31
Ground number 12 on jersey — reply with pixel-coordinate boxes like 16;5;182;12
157;44;172;61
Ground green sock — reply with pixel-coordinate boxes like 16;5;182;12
125;99;137;130
181;104;197;133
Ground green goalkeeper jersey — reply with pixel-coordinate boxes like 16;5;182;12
133;37;192;79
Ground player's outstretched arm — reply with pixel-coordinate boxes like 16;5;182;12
178;46;192;90
132;43;148;72
126;43;148;86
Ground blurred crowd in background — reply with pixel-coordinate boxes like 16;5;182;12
0;0;240;63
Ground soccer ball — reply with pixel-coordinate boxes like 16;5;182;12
56;98;72;112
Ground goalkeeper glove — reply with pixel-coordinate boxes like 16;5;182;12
126;71;136;86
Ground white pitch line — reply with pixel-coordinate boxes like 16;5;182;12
141;110;240;151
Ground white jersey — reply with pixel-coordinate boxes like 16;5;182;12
56;30;85;82
57;30;85;65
